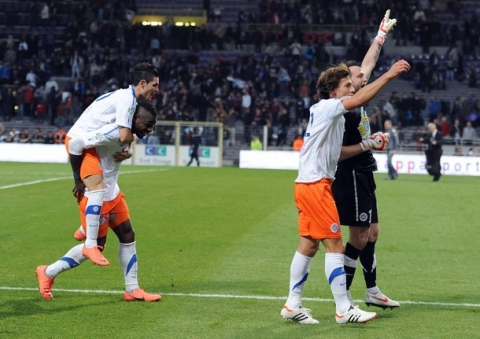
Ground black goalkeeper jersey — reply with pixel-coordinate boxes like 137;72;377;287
337;108;377;172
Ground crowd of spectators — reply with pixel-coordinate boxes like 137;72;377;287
0;0;479;149
0;123;66;144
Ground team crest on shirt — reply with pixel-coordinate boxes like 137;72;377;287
359;213;368;222
330;223;340;233
93;132;105;142
126;106;135;123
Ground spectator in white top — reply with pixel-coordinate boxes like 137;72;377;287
290;40;303;61
40;2;49;27
241;89;251;118
26;69;37;88
45;77;59;95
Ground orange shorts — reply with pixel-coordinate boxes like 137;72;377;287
78;192;130;238
65;136;103;180
294;179;342;240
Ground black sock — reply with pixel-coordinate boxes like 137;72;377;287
344;242;361;290
359;241;376;289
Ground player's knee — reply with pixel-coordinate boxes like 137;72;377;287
349;232;369;249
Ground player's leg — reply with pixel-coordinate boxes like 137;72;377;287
77;187;108;266
36;215;110;299
319;180;376;324
36;236;107;300
360;193;400;309
333;169;370;297
280;183;319;324
109;195;161;302
195;152;200;166
323;236;377;324
66;136;108;265
281;236;319;324
345;226;369;289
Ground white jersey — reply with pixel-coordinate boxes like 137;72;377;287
295;98;347;183
68;86;137;139
82;125;126;202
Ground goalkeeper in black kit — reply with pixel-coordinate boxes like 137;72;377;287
331;9;400;310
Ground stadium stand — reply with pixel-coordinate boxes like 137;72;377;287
0;0;479;163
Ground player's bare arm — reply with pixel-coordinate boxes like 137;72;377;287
362;9;397;82
119;127;135;144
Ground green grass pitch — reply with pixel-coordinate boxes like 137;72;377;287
0;162;479;339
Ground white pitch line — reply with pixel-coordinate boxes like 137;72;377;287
1;286;479;308
0;169;167;191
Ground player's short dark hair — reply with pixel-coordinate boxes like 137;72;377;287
316;63;350;100
129;63;159;85
136;99;157;119
344;60;360;68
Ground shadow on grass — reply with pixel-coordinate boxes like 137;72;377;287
0;296;118;319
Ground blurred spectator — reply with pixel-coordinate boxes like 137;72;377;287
225;107;238;146
54;128;67;144
44;130;55;144
31;128;45;143
70;50;85;79
250;135;263;150
45;77;59;95
462;121;477;145
147;133;160;144
0;131;9;142
276;107;289;146
18;128;31;143
292;135;304;151
439;116;451;137
26;70;38;88
451;118;462;145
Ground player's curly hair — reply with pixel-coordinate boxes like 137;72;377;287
129;62;159;85
316;63;350;100
136;99;157;119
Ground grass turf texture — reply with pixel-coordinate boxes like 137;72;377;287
0;162;479;339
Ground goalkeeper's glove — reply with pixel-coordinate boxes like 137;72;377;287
375;9;397;45
359;132;390;152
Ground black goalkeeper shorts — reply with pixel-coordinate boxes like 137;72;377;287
332;168;378;227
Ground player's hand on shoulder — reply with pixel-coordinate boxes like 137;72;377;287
113;149;132;162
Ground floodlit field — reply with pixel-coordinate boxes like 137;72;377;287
0;162;479;339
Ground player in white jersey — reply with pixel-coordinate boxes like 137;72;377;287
66;62;159;266
280;60;410;325
36;100;161;302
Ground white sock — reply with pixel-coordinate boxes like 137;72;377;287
285;251;312;309
45;244;87;279
84;189;105;248
118;242;139;293
325;253;351;315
